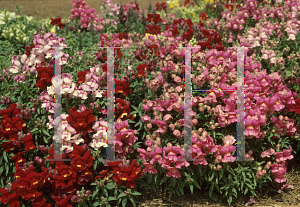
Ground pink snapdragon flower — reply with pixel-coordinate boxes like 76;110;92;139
271;163;287;183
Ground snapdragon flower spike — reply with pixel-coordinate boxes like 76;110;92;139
50;16;65;29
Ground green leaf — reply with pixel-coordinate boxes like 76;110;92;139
118;192;127;199
131;105;139;111
92;201;99;206
42;128;50;136
227;195;232;206
132;191;141;196
3;151;8;162
190;184;194;194
129;196;136;207
245;183;253;190
92;188;99;197
244;187;248;195
90;182;98;185
232;188;237;198
122;198;127;207
103;188;108;197
209;184;214;198
5;164;9;176
108;196;117;201
106;182;114;190
160;176;168;185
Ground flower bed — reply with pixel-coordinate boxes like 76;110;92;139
0;0;300;206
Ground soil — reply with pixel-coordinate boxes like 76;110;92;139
0;0;187;21
1;0;299;206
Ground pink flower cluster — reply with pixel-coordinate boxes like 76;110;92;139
9;33;69;77
71;0;104;31
115;119;139;158
259;145;294;183
137;139;189;178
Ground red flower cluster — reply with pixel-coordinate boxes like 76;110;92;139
224;3;241;12
199;12;209;21
149;44;161;57
24;44;35;57
115;79;132;97
292;97;300;114
156;2;167;12
136;64;149;78
50;16;65;29
115;98;136;121
0;104;31;152
66;107;96;144
145;24;161;35
95;50;121;73
133;49;148;61
35;62;54;90
145;13;162;35
195;23;225;51
94;159;143;188
46;144;95;206
76;70;89;85
145;13;162;24
0;150;52;207
184;0;194;7
165;17;193;39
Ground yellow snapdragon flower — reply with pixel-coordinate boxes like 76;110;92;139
167;0;179;9
50;25;56;34
205;0;214;3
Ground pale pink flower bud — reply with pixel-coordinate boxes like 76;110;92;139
216;165;222;170
169;124;175;131
173;130;181;139
163;114;173;122
192;119;198;127
147;123;152;130
276;143;280;150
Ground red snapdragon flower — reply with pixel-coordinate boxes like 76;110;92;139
149;44;160;57
199;12;208;21
50;16;65;29
293;97;300;114
0;103;21;119
156;2;167;12
23;133;36;151
145;14;152;23
76;70;88;85
24;44;35;57
182;28;195;41
118;32;129;40
66;107;96;142
133;50;148;61
35;65;54;90
115;98;136;120
115;79;132;97
145;24;161;35
152;14;162;24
